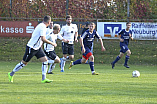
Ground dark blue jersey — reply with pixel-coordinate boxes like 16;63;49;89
81;29;100;50
118;29;132;46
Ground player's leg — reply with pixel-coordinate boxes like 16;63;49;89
48;56;60;74
8;46;33;83
124;49;131;68
88;55;98;75
60;42;69;72
111;52;124;69
37;48;52;83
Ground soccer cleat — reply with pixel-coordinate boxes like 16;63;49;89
60;70;64;72
92;72;99;75
47;72;54;74
8;72;13;83
111;62;115;69
69;61;73;69
41;78;53;83
124;64;130;68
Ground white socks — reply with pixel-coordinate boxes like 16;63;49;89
13;62;26;72
42;61;48;80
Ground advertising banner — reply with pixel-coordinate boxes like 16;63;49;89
97;22;157;40
0;21;38;37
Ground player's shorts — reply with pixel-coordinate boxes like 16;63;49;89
82;47;93;60
120;44;129;53
44;50;57;60
23;46;46;62
62;42;74;55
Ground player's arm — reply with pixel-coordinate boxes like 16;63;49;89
74;32;78;42
57;33;69;43
129;33;133;40
99;38;106;51
118;34;124;42
95;31;106;51
79;37;85;53
41;36;57;47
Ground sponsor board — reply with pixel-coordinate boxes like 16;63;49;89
0;21;38;37
97;22;157;40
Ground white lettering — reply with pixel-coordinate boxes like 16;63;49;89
0;26;24;33
1;26;5;33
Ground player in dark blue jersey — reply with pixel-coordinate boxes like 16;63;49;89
111;22;133;69
69;22;106;75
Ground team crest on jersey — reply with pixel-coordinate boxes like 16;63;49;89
104;24;122;37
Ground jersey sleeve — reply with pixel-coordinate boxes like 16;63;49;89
118;29;123;35
59;26;64;36
40;26;47;37
81;31;88;39
57;33;63;40
74;24;78;32
95;31;101;39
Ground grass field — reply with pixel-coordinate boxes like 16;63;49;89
0;61;157;104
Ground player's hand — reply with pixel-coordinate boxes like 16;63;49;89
75;39;78;42
53;43;57;47
63;39;69;43
120;38;124;42
82;47;85;53
101;47;106;51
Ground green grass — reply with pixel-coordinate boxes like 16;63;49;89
0;37;157;65
0;61;157;104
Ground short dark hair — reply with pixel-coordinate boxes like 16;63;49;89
126;22;131;25
66;15;72;20
44;15;51;23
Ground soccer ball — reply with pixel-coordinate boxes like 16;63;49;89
132;70;140;77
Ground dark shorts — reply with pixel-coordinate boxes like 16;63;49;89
82;47;93;60
62;42;74;55
23;46;46;62
44;50;57;60
120;44;129;53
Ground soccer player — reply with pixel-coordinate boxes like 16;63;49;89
69;22;106;75
8;16;57;83
44;24;69;74
60;15;78;72
111;22;133;69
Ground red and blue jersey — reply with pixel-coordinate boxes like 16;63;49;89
118;29;132;46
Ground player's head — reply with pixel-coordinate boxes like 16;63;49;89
43;15;51;26
89;22;96;32
53;24;60;34
126;22;131;29
66;15;72;25
49;22;53;29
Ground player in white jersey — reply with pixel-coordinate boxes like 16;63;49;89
46;21;53;35
44;24;68;74
8;16;57;83
60;15;78;72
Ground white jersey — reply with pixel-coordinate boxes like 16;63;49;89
60;24;78;44
46;28;53;35
44;32;63;52
27;23;47;50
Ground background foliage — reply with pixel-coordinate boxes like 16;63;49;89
0;0;157;21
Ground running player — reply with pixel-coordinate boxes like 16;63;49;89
8;16;56;83
69;22;106;75
60;15;78;72
111;22;133;69
44;24;68;74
